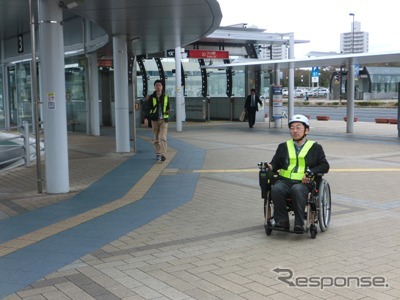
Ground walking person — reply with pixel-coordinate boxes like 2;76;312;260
147;79;170;161
244;88;262;128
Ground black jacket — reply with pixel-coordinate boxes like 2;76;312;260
244;94;262;111
270;140;330;177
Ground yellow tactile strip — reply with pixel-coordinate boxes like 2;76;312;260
0;149;177;258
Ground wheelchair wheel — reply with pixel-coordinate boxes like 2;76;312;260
318;179;331;232
264;193;274;236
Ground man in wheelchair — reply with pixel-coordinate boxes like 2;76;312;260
266;114;330;233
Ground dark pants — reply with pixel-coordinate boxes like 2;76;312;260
271;179;310;226
247;107;257;128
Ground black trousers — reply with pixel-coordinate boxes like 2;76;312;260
247;107;257;128
271;179;310;226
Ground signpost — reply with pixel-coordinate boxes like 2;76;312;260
312;66;319;84
270;85;283;128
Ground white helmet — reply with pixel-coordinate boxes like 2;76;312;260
288;114;310;128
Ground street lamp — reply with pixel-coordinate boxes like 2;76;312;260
349;13;355;53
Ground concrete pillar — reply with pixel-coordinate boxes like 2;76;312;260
38;0;69;193
87;53;100;136
347;58;355;133
113;35;131;152
175;46;183;132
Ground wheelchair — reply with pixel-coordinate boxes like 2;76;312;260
258;162;331;239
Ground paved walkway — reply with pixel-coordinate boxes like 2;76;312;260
0;119;400;299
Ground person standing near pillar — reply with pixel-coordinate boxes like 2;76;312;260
244;88;262;128
148;79;170;161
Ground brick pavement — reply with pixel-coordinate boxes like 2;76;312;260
1;120;400;299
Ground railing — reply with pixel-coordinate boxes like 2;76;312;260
0;121;36;170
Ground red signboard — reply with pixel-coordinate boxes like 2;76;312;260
188;50;229;59
97;59;113;67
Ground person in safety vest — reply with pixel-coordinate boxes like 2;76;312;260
147;79;170;162
267;114;329;233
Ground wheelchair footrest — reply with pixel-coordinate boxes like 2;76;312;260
265;224;306;234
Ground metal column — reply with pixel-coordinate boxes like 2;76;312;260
274;64;282;128
175;46;183;132
29;0;43;193
346;58;355;133
288;33;295;120
87;53;100;136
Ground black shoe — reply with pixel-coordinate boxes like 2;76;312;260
294;225;304;234
160;154;166;162
275;221;289;231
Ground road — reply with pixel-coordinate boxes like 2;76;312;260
287;106;398;122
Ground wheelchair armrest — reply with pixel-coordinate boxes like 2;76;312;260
312;173;325;187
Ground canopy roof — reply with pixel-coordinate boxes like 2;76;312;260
0;0;222;56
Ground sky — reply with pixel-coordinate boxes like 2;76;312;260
216;0;400;58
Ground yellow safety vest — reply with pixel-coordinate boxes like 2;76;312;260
279;140;315;180
150;95;169;119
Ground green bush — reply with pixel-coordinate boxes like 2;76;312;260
356;101;381;106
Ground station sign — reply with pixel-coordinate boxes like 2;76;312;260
166;49;175;57
188;50;229;59
18;34;24;53
166;49;188;58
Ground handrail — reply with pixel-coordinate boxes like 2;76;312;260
0;121;40;171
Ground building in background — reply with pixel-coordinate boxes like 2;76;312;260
258;44;288;60
340;21;369;54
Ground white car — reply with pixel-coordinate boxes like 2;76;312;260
305;89;315;97
294;88;307;98
316;87;330;96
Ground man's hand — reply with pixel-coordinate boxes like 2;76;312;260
302;175;311;184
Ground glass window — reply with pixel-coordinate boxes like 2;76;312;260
208;71;227;97
183;60;202;97
65;57;86;131
143;59;160;96
161;59;176;96
7;62;32;126
232;68;245;98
